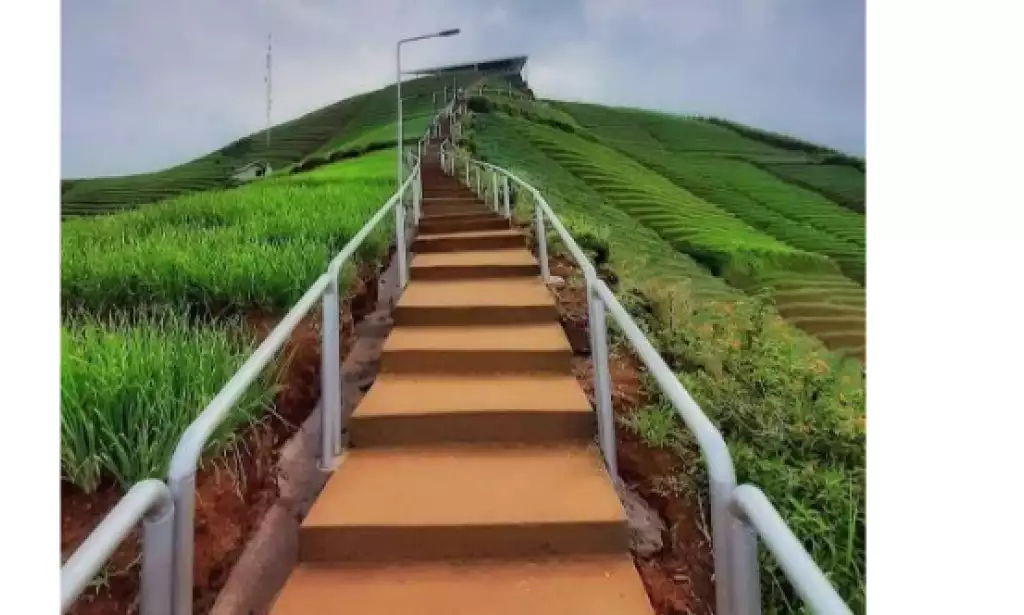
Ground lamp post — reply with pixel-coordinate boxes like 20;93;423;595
395;28;460;192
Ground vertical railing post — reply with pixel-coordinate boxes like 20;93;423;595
711;483;738;615
491;171;499;212
588;280;617;478
321;271;342;462
475;165;482;196
169;475;195;615
730;516;763;615
502;175;511;218
140;499;174;615
395;187;409;288
464;159;470;186
534;203;550;282
413;165;422;225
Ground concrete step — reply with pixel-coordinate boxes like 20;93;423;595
395;278;554;326
409;249;539;281
299;444;628;563
350;374;594;446
419;212;509;234
269;556;654;615
421;197;483;207
414;229;526;253
422;189;476;199
381;322;572;374
420;203;492;217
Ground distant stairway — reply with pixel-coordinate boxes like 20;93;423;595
267;131;655;615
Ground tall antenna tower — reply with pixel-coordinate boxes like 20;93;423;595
265;33;273;149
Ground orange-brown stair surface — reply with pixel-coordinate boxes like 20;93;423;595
268;132;655;614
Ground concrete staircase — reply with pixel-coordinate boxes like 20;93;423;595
267;137;655;614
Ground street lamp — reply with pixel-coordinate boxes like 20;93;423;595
396;28;460;191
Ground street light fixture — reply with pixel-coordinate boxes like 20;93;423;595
396;28;461;191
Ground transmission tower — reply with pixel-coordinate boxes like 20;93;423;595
265;33;273;149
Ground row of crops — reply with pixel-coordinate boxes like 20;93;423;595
61;151;398;493
466;109;866;614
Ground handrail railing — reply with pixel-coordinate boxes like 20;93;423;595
442;134;853;615
62;91;458;615
61;479;174;615
164;100;447;615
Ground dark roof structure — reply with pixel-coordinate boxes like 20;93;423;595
404;54;528;77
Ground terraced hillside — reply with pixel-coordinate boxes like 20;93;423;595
468;95;866;362
466;110;865;614
61;73;483;217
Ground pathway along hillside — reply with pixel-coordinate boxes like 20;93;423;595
265;124;655;613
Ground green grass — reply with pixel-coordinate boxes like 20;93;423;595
60;309;276;492
465;102;865;614
61;149;406;496
61;150;397;314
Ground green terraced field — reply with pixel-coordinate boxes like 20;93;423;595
538;102;866;360
505;116;835;275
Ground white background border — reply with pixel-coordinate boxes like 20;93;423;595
5;0;1024;612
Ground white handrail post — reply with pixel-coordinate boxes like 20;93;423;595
730;515;763;615
413;164;422;225
395;186;408;288
589;281;617;478
502;175;511;218
534;203;550;282
169;474;195;615
321;271;342;463
141;496;174;615
491;171;499;212
464;159;470;185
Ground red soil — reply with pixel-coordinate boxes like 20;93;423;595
61;263;382;615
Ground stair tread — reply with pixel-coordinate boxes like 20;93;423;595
399;277;551;308
302;444;624;528
410;249;538;271
417;228;524;241
354;374;591;417
270;556;654;615
384;322;569;352
420;210;496;220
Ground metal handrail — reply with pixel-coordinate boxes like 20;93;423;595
445;137;853;615
61;479;174;615
164;102;449;615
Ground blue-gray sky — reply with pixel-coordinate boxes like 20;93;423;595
61;0;864;178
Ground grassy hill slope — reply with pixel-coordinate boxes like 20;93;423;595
61;73;483;217
468;90;866;362
461;89;865;614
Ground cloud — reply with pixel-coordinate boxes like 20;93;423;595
61;0;864;177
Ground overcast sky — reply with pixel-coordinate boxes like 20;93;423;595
61;0;865;179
